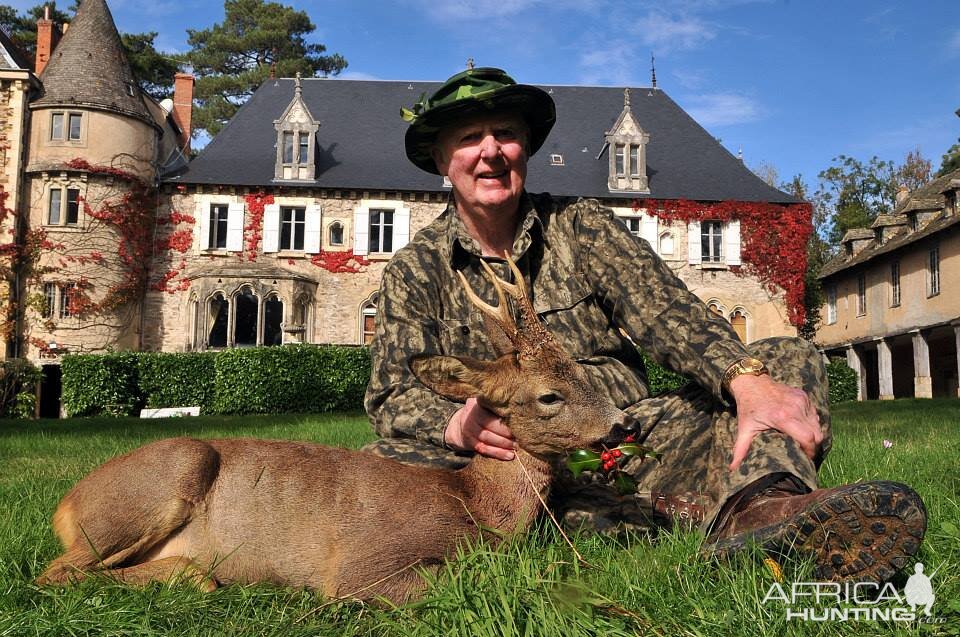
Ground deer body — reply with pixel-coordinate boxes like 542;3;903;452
38;258;633;603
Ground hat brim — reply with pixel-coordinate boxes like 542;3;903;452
405;84;556;175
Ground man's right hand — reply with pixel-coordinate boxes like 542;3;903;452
444;397;517;461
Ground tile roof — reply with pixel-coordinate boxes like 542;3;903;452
820;169;960;279
0;29;31;70
31;0;153;125
169;78;799;204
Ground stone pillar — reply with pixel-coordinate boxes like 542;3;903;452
846;345;867;401
911;330;932;398
876;339;895;400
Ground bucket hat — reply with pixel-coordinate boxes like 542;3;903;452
402;67;556;175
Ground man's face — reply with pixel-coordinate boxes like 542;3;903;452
432;112;529;212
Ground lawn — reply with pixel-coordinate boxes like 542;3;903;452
0;400;958;636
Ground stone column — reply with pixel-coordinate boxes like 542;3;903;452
877;338;894;400
846;345;867;401
911;330;932;398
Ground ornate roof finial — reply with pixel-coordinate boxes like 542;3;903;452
466;57;475;70
295;71;302;96
737;146;744;162
624;87;630;108
269;47;278;80
650;53;657;89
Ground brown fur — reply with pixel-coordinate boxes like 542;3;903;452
37;259;633;604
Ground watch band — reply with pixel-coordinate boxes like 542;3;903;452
722;357;769;393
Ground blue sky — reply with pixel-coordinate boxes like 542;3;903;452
14;0;960;190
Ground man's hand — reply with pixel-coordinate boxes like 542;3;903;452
444;397;517;461
728;373;822;471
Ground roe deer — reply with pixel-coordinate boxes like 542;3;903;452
37;257;636;604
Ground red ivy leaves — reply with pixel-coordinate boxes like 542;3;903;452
310;250;369;273
641;199;813;327
243;192;273;261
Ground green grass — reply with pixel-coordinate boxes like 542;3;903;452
1;401;958;636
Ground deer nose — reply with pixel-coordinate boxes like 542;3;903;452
619;415;638;434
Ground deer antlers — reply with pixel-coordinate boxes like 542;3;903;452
456;255;557;360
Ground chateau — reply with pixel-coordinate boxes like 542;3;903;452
0;0;807;415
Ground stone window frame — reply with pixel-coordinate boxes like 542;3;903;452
359;291;378;345
207;202;230;250
279;205;307;251
825;284;837;325
658;230;675;257
927;245;940;298
272;77;320;182
197;284;293;350
729;306;749;343
890;260;901;307
327;220;345;247
856;273;867;317
48;110;86;145
197;198;245;253
700;220;724;263
352;199;411;259
43;174;86;227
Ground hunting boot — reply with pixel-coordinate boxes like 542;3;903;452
704;476;927;583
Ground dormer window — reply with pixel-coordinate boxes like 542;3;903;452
605;88;650;193
273;73;320;182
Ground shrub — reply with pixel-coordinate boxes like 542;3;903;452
827;358;858;404
0;359;43;418
642;353;688;396
137;352;217;412
61;352;142;417
212;344;370;415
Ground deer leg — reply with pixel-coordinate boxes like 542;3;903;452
39;554;216;592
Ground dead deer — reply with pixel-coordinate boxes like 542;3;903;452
37;257;635;604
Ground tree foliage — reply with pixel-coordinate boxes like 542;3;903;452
181;0;347;138
0;1;71;62
937;107;960;177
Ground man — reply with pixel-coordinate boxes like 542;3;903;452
364;67;926;584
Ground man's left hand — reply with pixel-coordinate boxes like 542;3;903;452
727;373;822;471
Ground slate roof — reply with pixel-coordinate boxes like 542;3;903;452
820;169;960;279
170;78;798;204
31;0;153;125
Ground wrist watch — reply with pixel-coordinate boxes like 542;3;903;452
722;357;769;393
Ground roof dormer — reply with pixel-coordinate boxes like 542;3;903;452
274;73;320;182
605;88;650;194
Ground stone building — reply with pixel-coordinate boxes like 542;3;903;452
817;169;960;399
1;0;808;415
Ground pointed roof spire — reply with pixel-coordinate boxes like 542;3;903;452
31;0;152;125
295;71;302;96
650;53;657;89
624;87;630;108
466;57;475;70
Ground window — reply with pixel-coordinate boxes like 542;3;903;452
621;217;641;237
890;261;900;307
208;204;229;249
857;273;866;316
282;132;294;164
928;246;940;296
826;285;837;325
280;206;306;250
369;209;394;253
328;221;344;246
233;288;258;347
701;221;723;263
68;113;81;140
708;301;724;317
48;188;61;224
549;153;564;166
66;188;80;224
615;144;625;176
208;293;229;348
730;309;747;342
298;133;309;164
50;113;64;140
263;294;283;346
42;283;56;319
59;283;76;319
360;293;378;345
659;231;674;256
629;145;640;176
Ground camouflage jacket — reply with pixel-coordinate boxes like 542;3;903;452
365;192;750;447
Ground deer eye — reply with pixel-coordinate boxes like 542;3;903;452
538;392;563;405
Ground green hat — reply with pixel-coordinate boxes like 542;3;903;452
402;67;556;175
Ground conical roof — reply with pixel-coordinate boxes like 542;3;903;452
31;0;153;125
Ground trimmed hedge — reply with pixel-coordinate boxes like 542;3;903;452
61;345;370;417
826;358;858;404
642;353;688;396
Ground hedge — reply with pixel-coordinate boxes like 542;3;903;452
0;359;43;418
826;358;858;404
60;345;370;417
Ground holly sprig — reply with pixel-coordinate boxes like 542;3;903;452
565;436;661;495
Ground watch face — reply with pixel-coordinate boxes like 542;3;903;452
742;358;766;373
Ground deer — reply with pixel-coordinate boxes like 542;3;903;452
36;257;636;604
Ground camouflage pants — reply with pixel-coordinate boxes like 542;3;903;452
362;337;831;535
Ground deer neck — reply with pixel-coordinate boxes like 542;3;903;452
461;448;554;535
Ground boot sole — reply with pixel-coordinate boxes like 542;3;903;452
704;481;927;583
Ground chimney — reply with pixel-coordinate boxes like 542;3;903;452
172;72;195;153
35;6;59;75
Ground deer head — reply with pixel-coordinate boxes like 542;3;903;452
412;256;634;458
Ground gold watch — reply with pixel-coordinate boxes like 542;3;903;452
722;357;769;393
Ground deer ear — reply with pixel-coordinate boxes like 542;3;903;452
409;354;494;402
